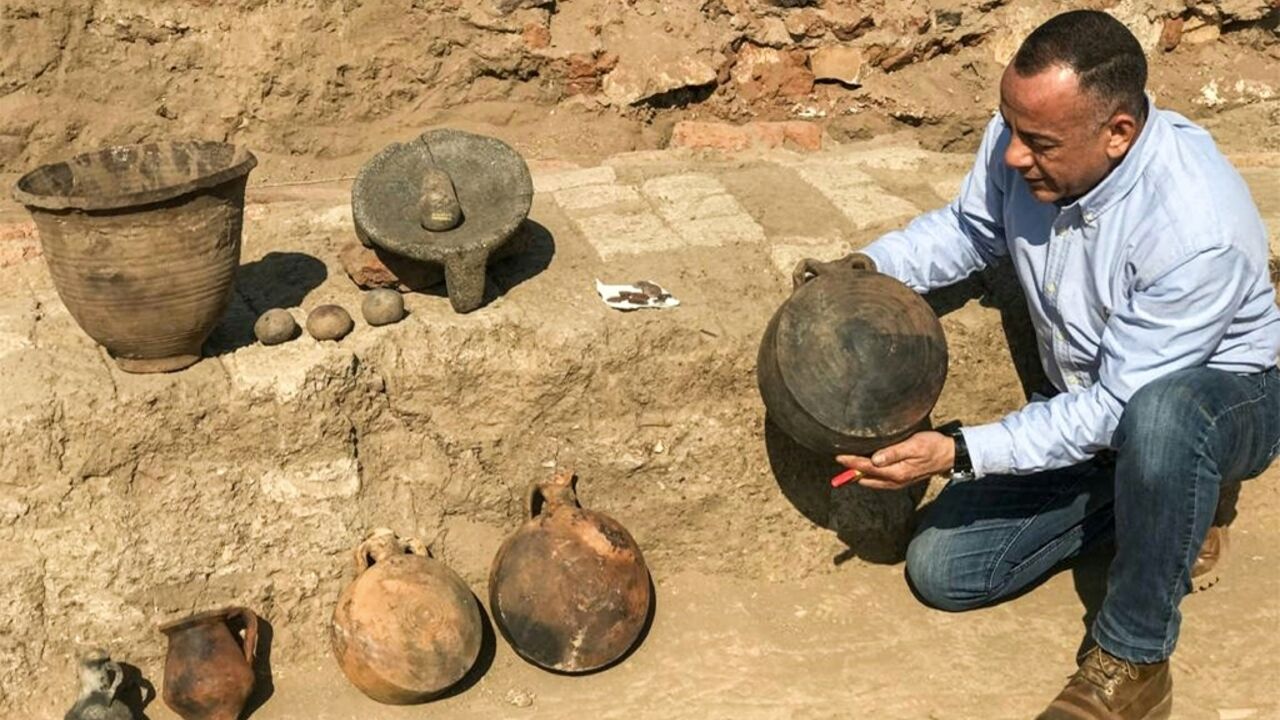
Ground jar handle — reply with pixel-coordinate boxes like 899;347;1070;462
353;529;400;573
105;659;124;697
527;468;579;519
403;536;430;557
354;530;430;572
354;537;376;573
526;482;545;519
232;607;259;665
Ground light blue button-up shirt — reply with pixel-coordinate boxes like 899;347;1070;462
862;104;1280;478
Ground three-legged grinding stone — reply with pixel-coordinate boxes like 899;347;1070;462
351;129;534;313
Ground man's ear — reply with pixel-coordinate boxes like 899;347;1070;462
1104;110;1140;160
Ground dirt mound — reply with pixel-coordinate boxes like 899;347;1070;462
2;0;1276;178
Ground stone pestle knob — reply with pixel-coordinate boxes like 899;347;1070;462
418;167;462;232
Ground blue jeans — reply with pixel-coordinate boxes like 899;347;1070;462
906;366;1280;663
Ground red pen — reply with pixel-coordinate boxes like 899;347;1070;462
831;468;861;488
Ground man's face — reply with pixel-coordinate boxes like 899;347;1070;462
999;64;1138;204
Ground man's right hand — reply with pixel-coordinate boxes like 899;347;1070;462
790;252;877;289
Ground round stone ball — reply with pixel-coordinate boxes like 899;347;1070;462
254;308;299;346
306;305;354;341
362;289;406;327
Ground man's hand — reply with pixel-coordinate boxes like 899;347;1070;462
836;431;955;490
791;252;877;289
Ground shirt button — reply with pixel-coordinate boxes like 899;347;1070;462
1046;282;1057;295
1084;212;1096;223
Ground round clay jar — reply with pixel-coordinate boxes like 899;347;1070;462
331;530;483;704
254;308;299;346
489;470;652;673
307;305;354;341
362;289;406;327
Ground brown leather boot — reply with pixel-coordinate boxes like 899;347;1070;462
1037;646;1172;719
1194;483;1240;592
1191;525;1228;592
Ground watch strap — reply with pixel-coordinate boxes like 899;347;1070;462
947;426;975;481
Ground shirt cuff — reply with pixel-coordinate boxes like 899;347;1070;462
960;423;1015;479
859;244;898;282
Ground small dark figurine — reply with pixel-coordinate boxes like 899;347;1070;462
65;649;134;720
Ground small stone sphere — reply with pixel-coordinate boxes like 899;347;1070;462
306;305;354;341
362;289;406;327
254;308;299;346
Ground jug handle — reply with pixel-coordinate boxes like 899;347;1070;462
354;531;430;572
403;536;430;558
231;607;259;665
353;535;376;573
353;529;393;572
527;468;580;519
105;659;124;697
792;255;876;290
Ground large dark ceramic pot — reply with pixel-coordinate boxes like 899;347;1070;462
757;267;948;456
12;141;257;373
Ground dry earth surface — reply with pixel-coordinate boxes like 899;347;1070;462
1;0;1279;718
2;141;1278;720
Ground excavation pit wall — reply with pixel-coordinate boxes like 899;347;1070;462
5;0;1279;177
1;144;1275;714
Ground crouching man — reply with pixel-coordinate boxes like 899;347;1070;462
794;10;1280;719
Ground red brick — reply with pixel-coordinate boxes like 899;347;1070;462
339;241;443;292
669;120;823;152
522;22;551;49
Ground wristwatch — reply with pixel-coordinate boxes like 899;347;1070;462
947;426;976;482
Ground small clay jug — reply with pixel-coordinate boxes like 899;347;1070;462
489;469;652;673
159;607;258;720
65;649;133;720
330;529;483;704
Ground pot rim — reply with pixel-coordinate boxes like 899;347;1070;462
12;140;258;212
157;605;249;634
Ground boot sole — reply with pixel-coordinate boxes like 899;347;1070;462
1191;526;1229;594
1141;692;1172;720
1191;570;1220;592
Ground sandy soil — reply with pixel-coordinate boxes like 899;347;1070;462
3;146;1278;719
2;1;1279;717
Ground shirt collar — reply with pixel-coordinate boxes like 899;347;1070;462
1063;97;1163;225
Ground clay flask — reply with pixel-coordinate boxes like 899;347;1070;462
65;649;133;720
489;469;652;673
159;607;257;720
330;529;483;704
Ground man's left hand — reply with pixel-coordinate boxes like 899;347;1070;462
836;431;955;490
